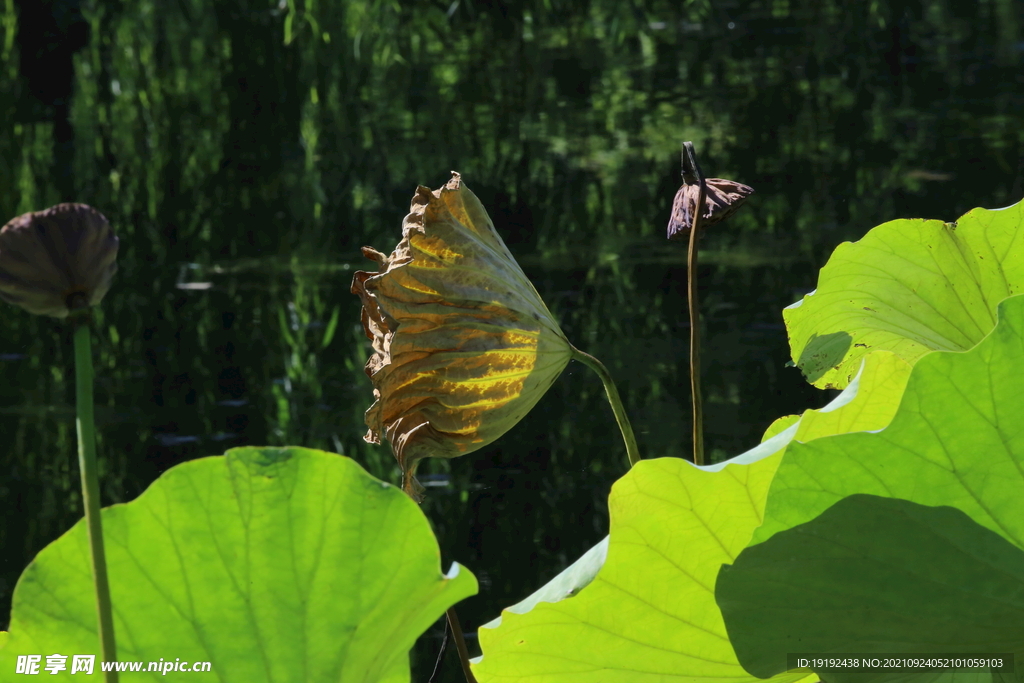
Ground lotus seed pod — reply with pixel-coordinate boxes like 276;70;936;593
0;203;118;317
667;178;755;241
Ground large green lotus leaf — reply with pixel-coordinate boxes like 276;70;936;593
471;346;921;682
754;293;1024;548
718;494;1024;683
785;200;1024;389
729;294;1024;683
0;447;476;682
472;453;816;683
761;351;912;443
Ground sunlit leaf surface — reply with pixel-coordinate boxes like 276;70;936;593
757;294;1024;546
761;350;912;443
725;294;1024;678
785;200;1024;389
0;447;476;682
473;453;817;683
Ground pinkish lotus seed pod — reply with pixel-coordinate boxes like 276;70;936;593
0;203;119;317
667;178;755;241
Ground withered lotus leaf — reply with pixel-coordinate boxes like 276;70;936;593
667;178;754;241
0;203;119;317
352;172;572;499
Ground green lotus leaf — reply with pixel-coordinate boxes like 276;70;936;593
755;293;1024;547
0;447;476;682
471;345;921;683
761;351;912;443
723;294;1024;679
473;452;817;683
785;200;1024;389
719;494;1024;682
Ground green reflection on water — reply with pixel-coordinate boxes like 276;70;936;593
1;0;1021;678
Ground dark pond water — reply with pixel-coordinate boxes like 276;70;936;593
1;0;1022;679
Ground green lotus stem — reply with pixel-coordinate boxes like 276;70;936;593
73;319;119;682
570;345;640;467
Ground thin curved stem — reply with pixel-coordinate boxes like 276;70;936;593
570;344;640;468
73;321;119;682
428;615;450;683
686;179;707;466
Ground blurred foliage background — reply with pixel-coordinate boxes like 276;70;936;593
0;0;1021;679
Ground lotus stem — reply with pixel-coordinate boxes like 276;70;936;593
680;142;708;467
446;607;478;683
686;185;707;467
72;317;119;681
570;345;640;468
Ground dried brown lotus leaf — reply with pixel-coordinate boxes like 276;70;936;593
352;172;572;499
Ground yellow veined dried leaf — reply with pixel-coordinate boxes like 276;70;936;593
352;172;572;499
